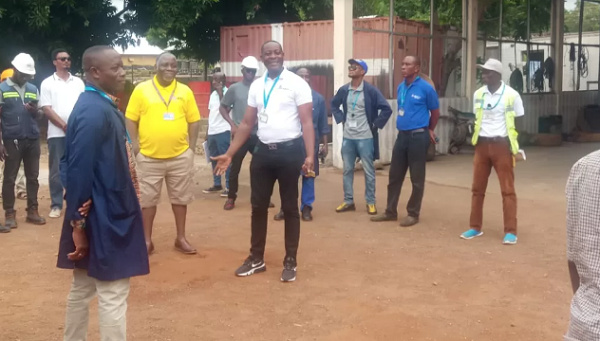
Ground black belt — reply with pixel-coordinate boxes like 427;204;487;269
399;127;426;134
257;137;302;151
479;136;508;143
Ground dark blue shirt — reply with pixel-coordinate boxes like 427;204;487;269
396;77;439;131
57;90;149;281
312;90;330;143
311;90;330;176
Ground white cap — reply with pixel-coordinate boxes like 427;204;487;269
241;56;259;70
477;58;503;75
11;53;36;75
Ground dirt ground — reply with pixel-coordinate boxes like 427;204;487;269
1;142;595;341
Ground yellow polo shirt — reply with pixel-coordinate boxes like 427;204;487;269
126;76;200;159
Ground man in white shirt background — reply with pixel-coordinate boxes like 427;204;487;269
203;72;230;197
213;40;314;283
40;48;85;218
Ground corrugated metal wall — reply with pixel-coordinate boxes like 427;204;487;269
377;97;471;163
561;91;599;132
436;97;471;154
521;94;558;134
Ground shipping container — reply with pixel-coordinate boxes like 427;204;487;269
220;17;444;100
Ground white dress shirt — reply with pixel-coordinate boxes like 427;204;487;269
473;82;524;137
247;68;312;144
39;73;85;139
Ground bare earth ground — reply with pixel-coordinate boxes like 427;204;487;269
1;142;597;341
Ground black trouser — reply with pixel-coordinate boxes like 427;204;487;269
249;138;304;260
385;130;430;218
3;138;41;211
228;134;258;200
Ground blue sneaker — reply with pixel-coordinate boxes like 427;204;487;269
503;233;518;245
460;229;483;240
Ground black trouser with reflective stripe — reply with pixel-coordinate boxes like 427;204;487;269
249;138;304;260
3;138;40;211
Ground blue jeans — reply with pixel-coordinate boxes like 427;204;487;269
208;131;231;188
341;138;375;205
300;176;315;210
48;137;65;209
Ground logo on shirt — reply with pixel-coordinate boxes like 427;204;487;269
411;94;422;100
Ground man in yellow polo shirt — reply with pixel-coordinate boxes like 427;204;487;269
126;52;200;255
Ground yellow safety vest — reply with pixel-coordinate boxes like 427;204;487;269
471;87;519;155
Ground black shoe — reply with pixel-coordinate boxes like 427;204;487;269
301;206;312;221
235;255;266;277
274;210;284;221
203;185;223;194
0;224;9;233
281;256;297;282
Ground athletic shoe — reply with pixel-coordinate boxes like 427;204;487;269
366;204;377;215
281;256;297;282
49;207;62;218
336;202;356;213
503;233;518;245
203;185;223;194
224;198;235;210
460;229;484;240
220;189;229;198
235;255;266;277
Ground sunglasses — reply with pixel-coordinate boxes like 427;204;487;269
57;57;71;62
348;65;359;71
243;68;257;74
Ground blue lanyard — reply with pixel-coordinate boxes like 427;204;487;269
263;73;281;110
399;76;420;108
350;89;361;110
85;86;131;143
481;84;506;110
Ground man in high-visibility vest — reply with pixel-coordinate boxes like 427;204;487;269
460;58;524;245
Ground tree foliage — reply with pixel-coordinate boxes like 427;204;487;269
564;0;600;33
0;0;133;80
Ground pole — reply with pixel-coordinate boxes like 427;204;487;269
389;0;394;97
526;0;531;92
429;0;434;76
577;0;585;90
498;0;503;62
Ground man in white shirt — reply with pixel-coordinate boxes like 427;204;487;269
213;40;314;283
40;48;85;218
203;72;230;197
460;59;524;245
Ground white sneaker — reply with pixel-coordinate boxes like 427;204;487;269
49;208;62;218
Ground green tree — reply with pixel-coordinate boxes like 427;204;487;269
564;0;600;33
0;0;135;79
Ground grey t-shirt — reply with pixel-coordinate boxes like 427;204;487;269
221;81;257;134
343;82;372;139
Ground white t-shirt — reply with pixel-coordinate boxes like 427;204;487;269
39;73;85;139
247;68;312;144
207;88;230;135
474;82;524;137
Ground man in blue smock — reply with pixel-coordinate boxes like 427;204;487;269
274;67;330;221
371;56;440;227
56;46;149;341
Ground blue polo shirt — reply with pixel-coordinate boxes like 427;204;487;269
396;77;439;131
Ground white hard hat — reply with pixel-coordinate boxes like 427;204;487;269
241;56;259;70
11;53;36;75
477;58;503;75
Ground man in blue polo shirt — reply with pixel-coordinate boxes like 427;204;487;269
371;56;440;227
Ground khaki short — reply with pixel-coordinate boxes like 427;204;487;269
136;148;194;208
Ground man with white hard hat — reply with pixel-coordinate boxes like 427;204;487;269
460;58;524;245
0;53;46;231
218;56;260;210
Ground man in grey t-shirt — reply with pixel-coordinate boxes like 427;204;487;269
331;59;392;216
219;56;259;210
